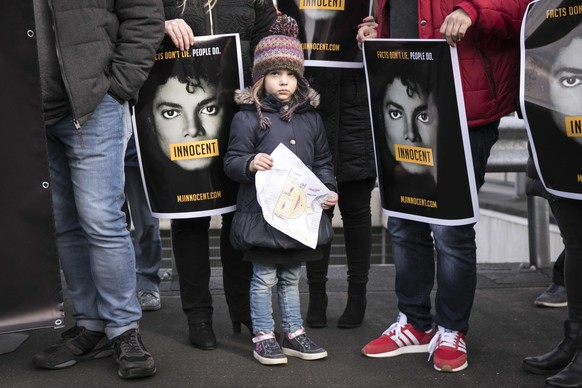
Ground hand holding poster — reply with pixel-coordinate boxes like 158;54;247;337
135;34;243;218
363;39;479;225
255;144;332;249
520;0;582;199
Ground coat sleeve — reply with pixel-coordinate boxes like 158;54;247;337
251;1;277;56
456;0;532;40
109;0;165;103
224;111;258;184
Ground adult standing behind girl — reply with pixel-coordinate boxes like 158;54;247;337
224;15;338;365
162;0;277;350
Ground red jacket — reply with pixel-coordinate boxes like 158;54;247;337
376;0;531;127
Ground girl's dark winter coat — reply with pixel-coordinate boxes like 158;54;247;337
224;87;336;262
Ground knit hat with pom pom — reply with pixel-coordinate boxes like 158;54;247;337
252;14;304;84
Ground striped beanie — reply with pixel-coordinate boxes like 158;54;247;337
252;14;304;84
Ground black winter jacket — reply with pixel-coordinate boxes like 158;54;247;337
224;88;336;258
305;68;376;183
47;0;164;125
163;0;276;86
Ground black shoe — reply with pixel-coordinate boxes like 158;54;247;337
33;325;113;370
113;329;156;379
189;322;217;350
232;321;253;335
522;320;582;375
306;293;328;328
546;350;582;387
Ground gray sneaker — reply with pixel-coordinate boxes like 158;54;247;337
113;329;156;379
137;290;161;311
281;327;328;360
535;283;567;307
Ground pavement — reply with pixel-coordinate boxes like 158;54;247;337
0;263;568;388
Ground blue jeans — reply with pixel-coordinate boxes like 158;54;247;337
388;121;499;334
46;95;140;339
125;165;162;293
250;262;303;335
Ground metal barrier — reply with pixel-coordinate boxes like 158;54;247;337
486;115;551;268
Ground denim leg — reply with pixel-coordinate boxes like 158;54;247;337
431;223;477;333
276;263;303;333
125;166;162;293
46;95;140;338
250;262;278;334
469;120;499;190
389;217;435;332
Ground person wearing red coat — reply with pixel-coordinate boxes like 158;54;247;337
356;0;530;373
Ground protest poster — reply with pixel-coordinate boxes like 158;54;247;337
363;39;479;225
276;0;372;68
135;34;243;218
520;0;582;199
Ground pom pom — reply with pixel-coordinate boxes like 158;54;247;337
269;14;299;39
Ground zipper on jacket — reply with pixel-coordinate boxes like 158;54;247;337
478;48;497;101
48;0;84;147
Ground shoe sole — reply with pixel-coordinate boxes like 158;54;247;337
253;351;287;365
521;361;565;375
434;360;468;373
338;321;362;329
118;366;157;379
361;344;429;358
33;347;114;369
281;347;328;360
534;301;567;308
141;304;162;311
191;342;217;350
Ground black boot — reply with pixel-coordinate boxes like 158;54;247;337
232;320;253;335
306;292;328;328
338;283;367;329
546;350;582;387
522;320;582;375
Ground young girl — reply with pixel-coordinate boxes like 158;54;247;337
224;15;338;366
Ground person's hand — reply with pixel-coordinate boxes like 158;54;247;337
249;153;273;173
357;16;378;49
165;18;195;51
439;8;472;47
322;191;338;210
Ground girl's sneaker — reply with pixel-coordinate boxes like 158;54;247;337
252;332;287;365
281;327;328;360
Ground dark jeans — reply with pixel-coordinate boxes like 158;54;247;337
306;178;374;289
389;120;499;333
171;213;252;324
549;197;582;322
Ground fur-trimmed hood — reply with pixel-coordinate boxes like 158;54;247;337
234;86;320;129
